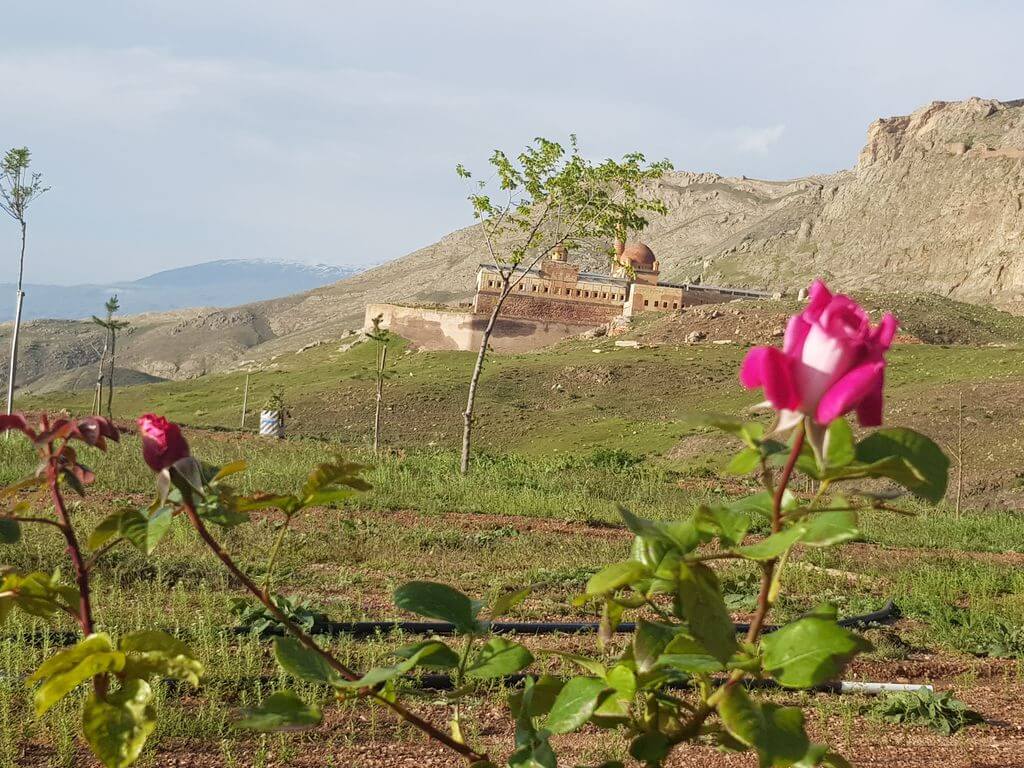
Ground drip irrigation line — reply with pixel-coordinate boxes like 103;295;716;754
270;599;899;639
9;602;898;650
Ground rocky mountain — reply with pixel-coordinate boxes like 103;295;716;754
0;259;363;322
3;97;1022;395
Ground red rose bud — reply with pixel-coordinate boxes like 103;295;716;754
137;413;191;472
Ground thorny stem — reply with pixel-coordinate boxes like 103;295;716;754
681;423;808;731
745;423;804;644
46;462;95;635
181;500;488;764
46;450;109;697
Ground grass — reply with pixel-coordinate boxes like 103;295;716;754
6;299;1024;764
2;425;1024;765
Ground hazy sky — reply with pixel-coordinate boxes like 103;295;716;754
2;0;1021;284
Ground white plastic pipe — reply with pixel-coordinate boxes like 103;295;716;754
838;681;934;695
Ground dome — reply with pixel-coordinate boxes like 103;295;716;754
621;242;656;269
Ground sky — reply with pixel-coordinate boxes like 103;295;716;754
1;0;1021;285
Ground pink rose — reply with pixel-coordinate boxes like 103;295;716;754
739;280;897;426
137;414;191;472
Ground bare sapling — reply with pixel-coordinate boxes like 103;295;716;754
0;147;48;414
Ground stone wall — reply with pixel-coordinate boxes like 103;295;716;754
474;292;622;325
364;303;595;353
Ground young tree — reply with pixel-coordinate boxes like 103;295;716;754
455;136;670;474
1;147;48;415
365;313;392;454
91;295;129;418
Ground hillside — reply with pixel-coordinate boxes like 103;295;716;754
0;259;362;322
21;292;1024;509
3;96;1022;391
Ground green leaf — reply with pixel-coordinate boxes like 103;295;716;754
393;581;482;634
677;563;737;664
618;506;702;553
726;447;761;475
632;620;680;673
335;641;449;689
394;640;460;669
301;457;371;502
0;518;20;544
629;732;672;764
88;513;123;550
234;690;322;731
89;507;173;555
824;419;855;470
684;413;765;448
118;630;202;687
801;510;859;548
1;570;79;620
730;491;798;520
465;638;534;679
546;676;609;734
508;674;564;720
761;609;872;688
735;525;804;561
717;685;813;767
212;460;247;481
273;637;342;685
82;679;156;768
855;428;949;503
695;505;750;548
490;586;531;620
585;561;649;596
659;634;724;675
32;634;126;715
119;507;173;556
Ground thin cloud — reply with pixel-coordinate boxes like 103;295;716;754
735;124;786;154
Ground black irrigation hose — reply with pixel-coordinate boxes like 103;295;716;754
283;599;899;639
7;602;898;650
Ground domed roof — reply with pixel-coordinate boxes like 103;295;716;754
621;242;656;269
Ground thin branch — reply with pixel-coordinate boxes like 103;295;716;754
181;500;488;764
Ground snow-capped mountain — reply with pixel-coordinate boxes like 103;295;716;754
0;259;365;321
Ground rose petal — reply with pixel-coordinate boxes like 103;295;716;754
783;315;811;357
870;312;899;349
815;361;884;425
854;371;885;426
804;280;833;321
740;346;800;410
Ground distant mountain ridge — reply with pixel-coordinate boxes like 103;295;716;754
4;96;1023;397
0;259;363;321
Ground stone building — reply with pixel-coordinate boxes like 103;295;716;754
473;240;766;324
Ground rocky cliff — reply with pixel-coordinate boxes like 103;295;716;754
644;97;1024;308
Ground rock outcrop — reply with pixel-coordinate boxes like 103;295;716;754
643;97;1024;309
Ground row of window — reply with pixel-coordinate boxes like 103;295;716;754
642;299;680;309
484;278;626;302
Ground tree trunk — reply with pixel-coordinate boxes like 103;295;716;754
460;284;508;475
106;329;116;418
955;390;964;519
5;222;27;416
374;344;387;454
94;329;109;416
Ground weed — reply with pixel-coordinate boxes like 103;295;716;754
870;688;982;734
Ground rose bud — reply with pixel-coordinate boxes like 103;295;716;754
137;414;191;472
